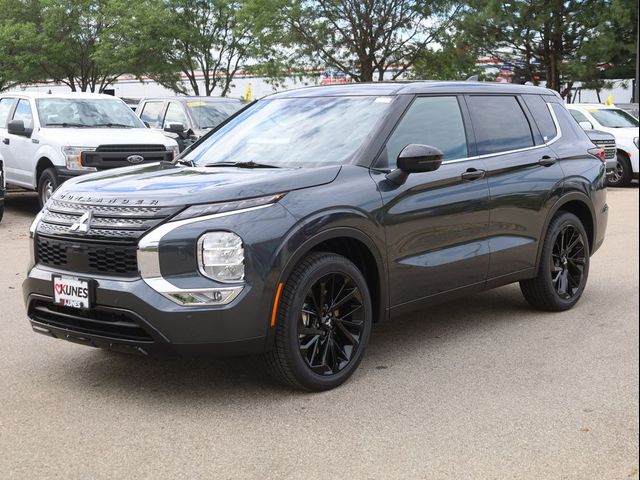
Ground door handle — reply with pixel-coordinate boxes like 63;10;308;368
538;155;557;167
2;138;8;145
461;168;486;181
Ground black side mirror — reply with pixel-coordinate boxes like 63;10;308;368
8;119;31;137
386;144;444;185
164;123;185;134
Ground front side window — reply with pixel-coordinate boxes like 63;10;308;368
163;103;189;129
467;95;534;156
187;101;242;129
381;96;468;169
590;108;639;128
36;98;143;128
139;101;165;128
13;99;34;129
187;96;393;168
0;98;16;127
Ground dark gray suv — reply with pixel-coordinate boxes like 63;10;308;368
23;82;608;391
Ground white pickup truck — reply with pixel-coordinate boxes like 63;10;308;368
0;92;179;207
567;103;639;187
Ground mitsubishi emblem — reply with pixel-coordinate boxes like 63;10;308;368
69;211;93;234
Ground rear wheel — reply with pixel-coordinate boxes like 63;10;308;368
520;212;590;311
264;252;372;391
38;168;58;208
607;152;632;187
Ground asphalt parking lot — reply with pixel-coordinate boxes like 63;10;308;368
0;187;638;480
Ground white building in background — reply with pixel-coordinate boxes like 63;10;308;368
10;70;635;104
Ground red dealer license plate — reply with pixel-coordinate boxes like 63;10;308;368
52;275;92;310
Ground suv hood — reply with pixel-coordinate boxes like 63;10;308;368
55;162;341;206
40;127;176;147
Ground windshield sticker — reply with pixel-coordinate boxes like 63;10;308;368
187;101;207;107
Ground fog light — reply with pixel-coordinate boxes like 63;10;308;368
197;232;244;282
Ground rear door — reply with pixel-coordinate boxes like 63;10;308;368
376;95;491;308
465;94;565;280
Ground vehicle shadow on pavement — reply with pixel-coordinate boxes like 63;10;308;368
4;191;40;216
55;283;534;401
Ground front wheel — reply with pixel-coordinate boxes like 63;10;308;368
264;252;372;391
38;168;59;208
520;212;590;311
607;152;632;187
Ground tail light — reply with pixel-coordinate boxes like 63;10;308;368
588;147;606;162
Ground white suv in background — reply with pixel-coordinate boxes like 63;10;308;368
0;92;179;207
567;104;639;187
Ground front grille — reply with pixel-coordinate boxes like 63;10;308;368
82;144;172;168
37;236;138;276
29;300;153;342
593;141;617;160
38;199;180;243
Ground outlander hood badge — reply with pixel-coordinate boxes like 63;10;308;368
69;211;93;234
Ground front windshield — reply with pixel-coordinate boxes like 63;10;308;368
36;98;144;128
187;100;243;129
590;108;639;128
186;96;394;168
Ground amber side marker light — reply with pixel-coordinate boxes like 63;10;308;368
270;282;284;327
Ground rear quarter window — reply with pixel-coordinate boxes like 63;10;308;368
522;94;557;142
466;95;534;156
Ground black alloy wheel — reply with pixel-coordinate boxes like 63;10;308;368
264;252;372;391
520;212;590;311
298;272;365;376
550;225;587;299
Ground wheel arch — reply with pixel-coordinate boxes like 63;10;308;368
35;156;55;185
535;192;596;271
276;227;388;325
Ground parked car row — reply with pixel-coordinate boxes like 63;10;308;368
0;92;243;207
567;104;639;187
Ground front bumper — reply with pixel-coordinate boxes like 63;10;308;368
23;265;271;356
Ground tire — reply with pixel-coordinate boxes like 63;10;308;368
38;168;59;208
607;152;632;187
520;212;590;312
264;252;373;391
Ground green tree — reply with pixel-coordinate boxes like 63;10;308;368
458;0;605;96
411;35;482;80
284;0;461;82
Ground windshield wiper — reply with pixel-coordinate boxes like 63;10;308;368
92;123;134;128
203;161;281;169
44;122;90;128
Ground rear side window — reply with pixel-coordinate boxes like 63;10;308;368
382;96;468;168
140;101;165;128
467;96;534;155
13;99;33;129
551;104;588;141
0;98;15;127
522;95;557;142
569;109;590;124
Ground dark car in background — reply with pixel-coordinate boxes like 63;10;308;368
137;96;244;151
24;82;608;391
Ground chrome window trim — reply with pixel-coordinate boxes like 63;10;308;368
137;203;272;305
441;101;562;165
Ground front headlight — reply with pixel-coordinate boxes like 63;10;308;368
197;232;245;283
634;137;638;149
63;146;97;171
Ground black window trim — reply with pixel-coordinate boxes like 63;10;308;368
140;100;168;128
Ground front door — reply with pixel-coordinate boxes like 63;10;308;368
375;95;491;308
